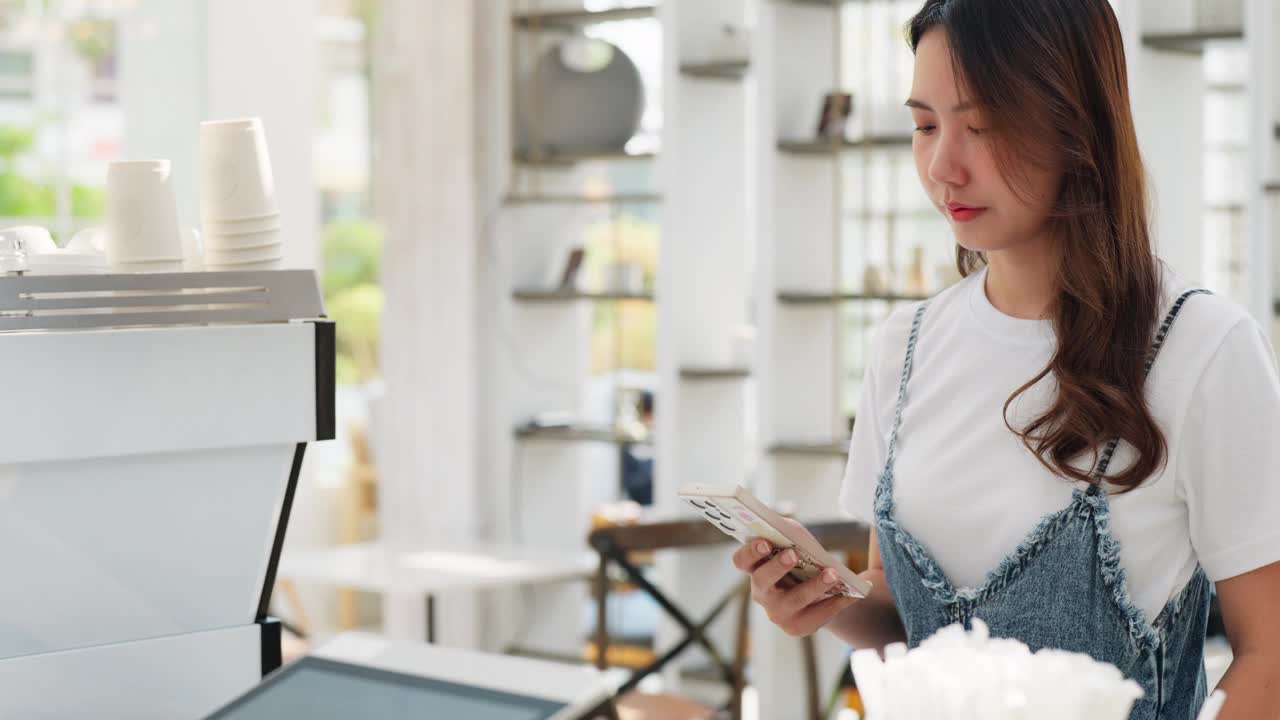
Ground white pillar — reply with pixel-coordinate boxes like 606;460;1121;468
373;0;481;645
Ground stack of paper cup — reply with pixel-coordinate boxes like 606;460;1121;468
200;118;283;271
106;160;185;273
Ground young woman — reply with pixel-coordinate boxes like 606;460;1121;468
732;1;1280;718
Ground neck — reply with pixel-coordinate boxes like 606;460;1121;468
983;237;1056;320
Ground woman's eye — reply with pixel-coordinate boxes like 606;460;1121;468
968;126;989;136
914;125;936;135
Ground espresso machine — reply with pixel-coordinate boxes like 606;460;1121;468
0;269;333;719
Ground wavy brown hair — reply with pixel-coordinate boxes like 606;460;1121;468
908;0;1165;491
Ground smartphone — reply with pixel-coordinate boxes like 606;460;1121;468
677;483;872;599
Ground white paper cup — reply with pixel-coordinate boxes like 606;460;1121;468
107;160;184;262
112;258;185;273
206;257;283;271
200;118;278;222
202;214;281;236
204;243;283;264
203;227;282;250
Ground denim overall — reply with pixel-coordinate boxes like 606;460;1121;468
873;288;1213;719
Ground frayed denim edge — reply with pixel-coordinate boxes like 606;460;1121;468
1080;489;1160;653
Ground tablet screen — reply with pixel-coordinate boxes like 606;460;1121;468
207;656;568;720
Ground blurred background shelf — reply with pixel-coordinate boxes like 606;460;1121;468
678;60;750;80
679;367;752;381
777;135;913;154
503;193;662;206
513;289;656;303
516;423;650;447
777;291;932;305
1141;29;1243;55
767;440;851;458
514;148;658;166
512;5;658;31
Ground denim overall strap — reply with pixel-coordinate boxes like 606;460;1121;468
883;301;930;475
1091;288;1213;481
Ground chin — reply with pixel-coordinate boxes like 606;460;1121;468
951;227;1004;253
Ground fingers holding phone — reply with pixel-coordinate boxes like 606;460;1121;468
733;538;859;637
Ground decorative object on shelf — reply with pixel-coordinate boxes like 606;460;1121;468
559;247;586;289
863;265;889;296
903;246;931;296
516;37;644;158
817;91;853;140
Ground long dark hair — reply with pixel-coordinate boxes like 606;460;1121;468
908;0;1165;491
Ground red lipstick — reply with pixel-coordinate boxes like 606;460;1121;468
946;202;987;222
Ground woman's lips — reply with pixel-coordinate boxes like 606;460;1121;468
946;203;987;222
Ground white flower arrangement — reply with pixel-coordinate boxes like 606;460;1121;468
850;619;1224;720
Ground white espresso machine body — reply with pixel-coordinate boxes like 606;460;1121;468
0;270;334;719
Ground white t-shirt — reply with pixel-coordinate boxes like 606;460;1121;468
839;263;1280;622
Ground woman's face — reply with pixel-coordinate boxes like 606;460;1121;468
908;28;1061;254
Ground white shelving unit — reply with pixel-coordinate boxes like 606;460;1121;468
653;0;757;696
495;0;664;661
753;1;882;716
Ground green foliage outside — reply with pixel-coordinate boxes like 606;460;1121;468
322;218;384;384
0;123;105;227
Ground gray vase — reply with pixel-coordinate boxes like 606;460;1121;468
516;37;645;157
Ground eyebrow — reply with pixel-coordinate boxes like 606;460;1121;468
904;98;977;112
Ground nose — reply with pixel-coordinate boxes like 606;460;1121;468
927;129;969;188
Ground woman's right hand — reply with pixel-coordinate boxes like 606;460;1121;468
731;524;861;638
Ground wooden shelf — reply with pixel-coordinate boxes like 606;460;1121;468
514;289;655;303
778;135;913;154
512;4;657;31
679;366;751;380
777;290;931;305
516;423;650;446
515;148;658;166
504;193;661;206
768;440;850;458
1265;182;1280;193
1141;29;1243;55
678;59;750;80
